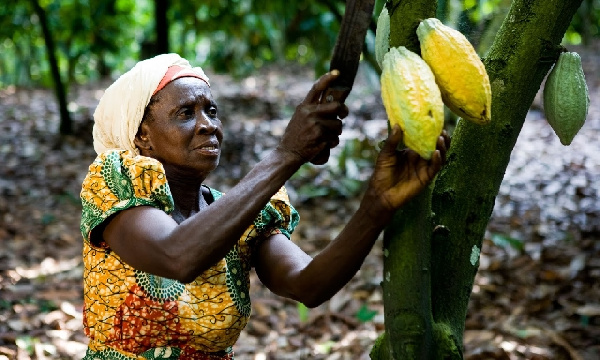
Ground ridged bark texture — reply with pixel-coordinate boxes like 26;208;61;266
386;0;437;55
383;188;434;359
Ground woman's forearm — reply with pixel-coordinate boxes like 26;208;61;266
171;149;303;280
293;196;391;307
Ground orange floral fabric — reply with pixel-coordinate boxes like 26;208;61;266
80;150;298;359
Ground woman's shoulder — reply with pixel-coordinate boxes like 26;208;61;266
270;186;292;204
81;150;174;243
81;150;173;214
86;150;170;193
91;149;165;171
85;149;171;194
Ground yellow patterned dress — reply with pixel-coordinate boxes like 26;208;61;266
80;150;299;360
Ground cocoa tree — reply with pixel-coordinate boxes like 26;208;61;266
370;0;585;358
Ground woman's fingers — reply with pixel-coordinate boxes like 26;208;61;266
337;103;350;119
284;70;349;165
312;101;347;119
317;117;343;135
443;130;451;149
303;70;340;104
381;125;403;155
437;131;450;160
328;137;340;149
310;147;331;165
428;150;443;178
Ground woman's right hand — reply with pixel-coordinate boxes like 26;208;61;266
363;126;449;224
277;70;349;165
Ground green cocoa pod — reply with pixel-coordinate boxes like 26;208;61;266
375;7;390;69
543;51;590;146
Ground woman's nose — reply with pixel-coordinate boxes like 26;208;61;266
195;113;218;134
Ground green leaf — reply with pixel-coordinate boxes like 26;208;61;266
15;336;36;354
580;315;589;326
315;340;336;354
355;304;378;323
297;302;309;322
490;233;524;252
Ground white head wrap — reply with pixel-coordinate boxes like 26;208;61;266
92;53;209;155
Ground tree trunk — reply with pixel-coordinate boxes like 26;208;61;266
371;2;439;358
15;39;30;85
371;0;584;359
154;0;169;54
577;0;594;46
29;0;72;135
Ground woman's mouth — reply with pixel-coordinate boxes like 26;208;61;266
194;143;220;155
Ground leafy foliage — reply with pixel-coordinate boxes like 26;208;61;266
566;0;600;45
164;0;344;77
1;0;599;88
0;0;345;86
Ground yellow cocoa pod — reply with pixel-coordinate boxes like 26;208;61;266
380;46;444;160
543;51;589;146
375;7;390;69
417;18;492;125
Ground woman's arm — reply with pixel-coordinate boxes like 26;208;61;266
253;201;388;308
254;127;449;307
101;72;347;283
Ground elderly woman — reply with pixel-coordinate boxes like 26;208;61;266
80;53;448;359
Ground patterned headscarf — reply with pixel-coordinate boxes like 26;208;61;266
92;53;210;155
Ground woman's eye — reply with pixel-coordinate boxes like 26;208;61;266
179;108;194;119
208;106;218;117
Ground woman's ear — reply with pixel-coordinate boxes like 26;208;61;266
134;123;152;153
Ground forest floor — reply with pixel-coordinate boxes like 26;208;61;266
1;41;599;360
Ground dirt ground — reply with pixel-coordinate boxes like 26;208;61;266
0;41;599;359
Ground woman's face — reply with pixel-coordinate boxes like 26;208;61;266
135;77;224;179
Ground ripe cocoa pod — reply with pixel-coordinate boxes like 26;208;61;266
416;18;492;125
380;46;444;160
543;51;589;146
375;7;390;69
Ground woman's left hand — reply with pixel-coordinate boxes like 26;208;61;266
277;71;349;166
365;125;450;215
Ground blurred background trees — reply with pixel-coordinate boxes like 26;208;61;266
0;0;597;134
1;0;598;132
2;0;597;86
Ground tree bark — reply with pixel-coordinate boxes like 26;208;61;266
372;0;584;359
154;0;169;54
382;188;435;359
386;0;437;55
30;0;72;135
372;3;439;358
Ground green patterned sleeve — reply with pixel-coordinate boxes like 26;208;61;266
253;186;300;240
79;150;174;246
